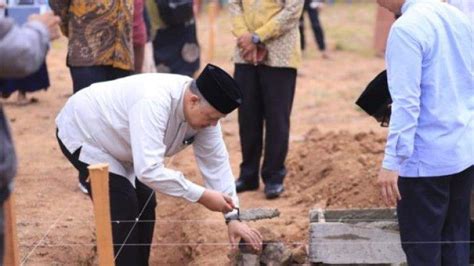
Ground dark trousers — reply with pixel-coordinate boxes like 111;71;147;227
69;65;131;93
57;134;156;266
299;4;326;51
397;166;474;266
0;205;3;263
234;64;297;186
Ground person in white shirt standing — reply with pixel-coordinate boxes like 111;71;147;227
55;64;262;266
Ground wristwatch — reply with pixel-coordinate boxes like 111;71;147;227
225;207;241;224
251;33;261;44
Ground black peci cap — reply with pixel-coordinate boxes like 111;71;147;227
356;70;392;121
196;64;243;114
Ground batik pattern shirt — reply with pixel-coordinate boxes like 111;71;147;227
50;0;134;70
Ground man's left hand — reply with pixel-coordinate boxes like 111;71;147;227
227;220;262;252
237;33;254;49
238;33;256;54
376;168;401;206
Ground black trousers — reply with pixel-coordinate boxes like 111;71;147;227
57;134;156;266
299;1;326;51
69;65;131;93
397;165;473;266
0;204;3;263
234;64;297;186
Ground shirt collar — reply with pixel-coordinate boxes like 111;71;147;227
177;81;191;123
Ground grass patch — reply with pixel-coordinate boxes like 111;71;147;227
322;1;377;56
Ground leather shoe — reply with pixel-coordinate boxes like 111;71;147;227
264;183;284;199
235;179;259;193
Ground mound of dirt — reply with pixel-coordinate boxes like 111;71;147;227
286;128;387;210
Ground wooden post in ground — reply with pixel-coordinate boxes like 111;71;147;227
3;194;19;266
88;163;114;266
207;0;218;61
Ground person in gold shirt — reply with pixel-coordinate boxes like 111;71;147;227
230;0;303;199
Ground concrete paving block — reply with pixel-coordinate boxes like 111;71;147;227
309;222;406;264
309;208;397;223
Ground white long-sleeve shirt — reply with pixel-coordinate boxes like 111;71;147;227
56;73;239;209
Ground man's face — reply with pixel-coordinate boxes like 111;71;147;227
187;101;226;130
377;0;405;14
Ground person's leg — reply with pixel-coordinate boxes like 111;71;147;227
134;179;156;265
106;66;133;81
441;166;473;265
0;204;4;263
470;192;474;262
235;64;263;189
106;174;143;266
307;7;327;56
259;66;296;197
69;66;109;94
16;90;28;105
397;176;450;266
56;133;90;191
134;44;146;73
69;65;131;94
56;134;143;264
299;13;306;51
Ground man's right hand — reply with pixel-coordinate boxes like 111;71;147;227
28;12;61;41
198;189;235;213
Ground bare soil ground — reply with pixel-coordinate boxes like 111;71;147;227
3;2;392;265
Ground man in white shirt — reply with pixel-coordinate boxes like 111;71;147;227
56;64;262;265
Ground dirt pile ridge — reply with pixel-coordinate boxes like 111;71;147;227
286;128;387;210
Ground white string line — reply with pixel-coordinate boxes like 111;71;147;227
114;156;177;260
18;243;304;247
20;200;73;265
17;240;474;247
15;218;402;224
113;189;156;261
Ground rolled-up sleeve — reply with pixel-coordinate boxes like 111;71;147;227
382;26;423;171
129;99;205;202
193;123;240;217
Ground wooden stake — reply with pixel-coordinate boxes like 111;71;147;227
88;163;114;266
207;0;218;61
3;194;19;266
